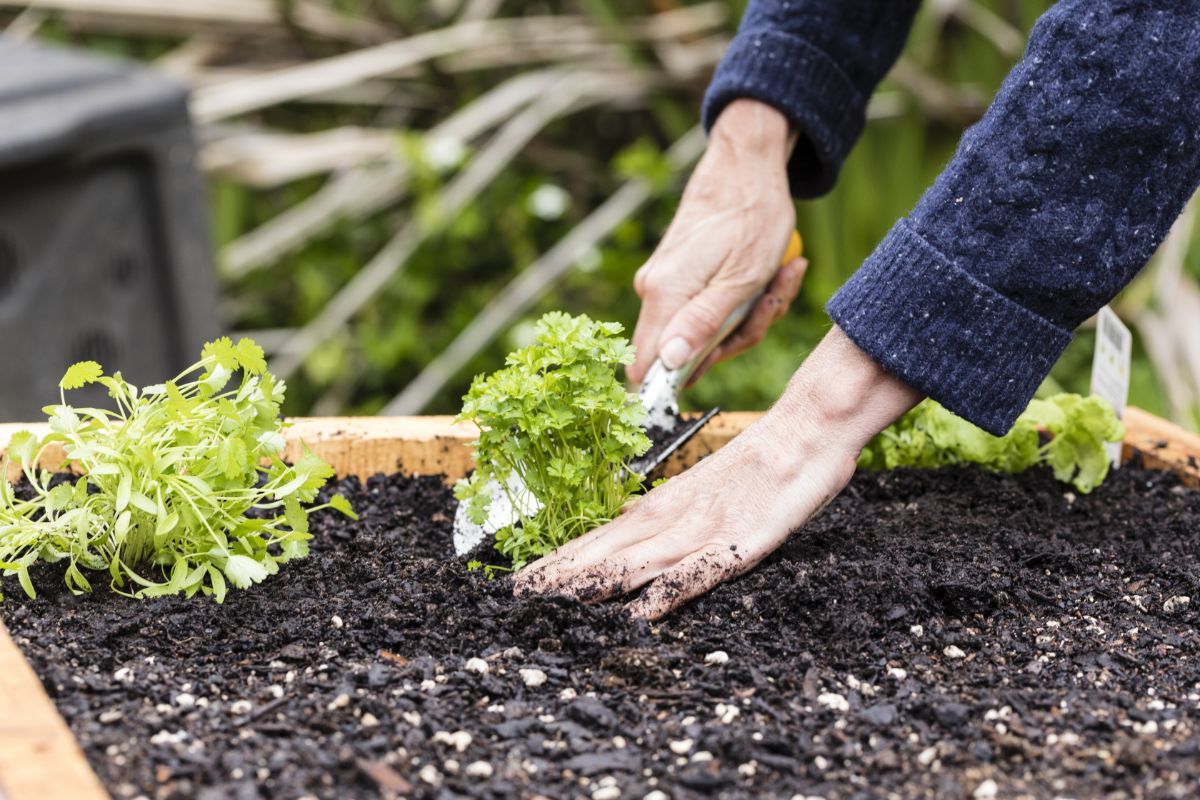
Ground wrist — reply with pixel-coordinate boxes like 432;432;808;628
769;326;923;457
709;98;798;166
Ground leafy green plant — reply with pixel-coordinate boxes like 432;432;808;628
455;312;651;572
859;393;1125;493
0;338;355;602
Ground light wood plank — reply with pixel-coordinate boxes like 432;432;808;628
0;624;110;800
1122;407;1200;488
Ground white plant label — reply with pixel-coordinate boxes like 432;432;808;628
1089;306;1132;467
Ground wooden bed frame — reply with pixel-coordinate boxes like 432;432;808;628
0;408;1197;800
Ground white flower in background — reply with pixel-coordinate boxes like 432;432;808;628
577;245;602;273
424;137;465;172
527;184;570;220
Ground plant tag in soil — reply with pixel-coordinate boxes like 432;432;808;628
1089;306;1132;467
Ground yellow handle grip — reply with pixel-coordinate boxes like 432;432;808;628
783;230;804;264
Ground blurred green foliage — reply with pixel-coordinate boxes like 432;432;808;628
15;0;1197;428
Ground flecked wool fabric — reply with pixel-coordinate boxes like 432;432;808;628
703;0;1200;435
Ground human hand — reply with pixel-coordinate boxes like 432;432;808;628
627;99;806;388
514;327;922;619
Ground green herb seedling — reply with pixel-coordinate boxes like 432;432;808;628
0;338;355;602
859;393;1125;493
455;312;651;574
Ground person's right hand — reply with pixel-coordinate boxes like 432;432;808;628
627;98;805;387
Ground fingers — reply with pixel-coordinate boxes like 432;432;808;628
628;265;686;386
654;283;761;374
626;545;752;621
545;538;672;604
513;514;649;595
684;257;808;388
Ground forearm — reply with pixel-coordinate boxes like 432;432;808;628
829;0;1200;435
703;0;921;197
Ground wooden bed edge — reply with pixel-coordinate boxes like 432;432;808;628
0;407;1194;486
0;628;111;800
1121;407;1200;489
0;406;1196;800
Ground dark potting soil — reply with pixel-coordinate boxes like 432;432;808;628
3;465;1200;800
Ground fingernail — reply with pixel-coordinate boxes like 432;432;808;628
660;337;692;370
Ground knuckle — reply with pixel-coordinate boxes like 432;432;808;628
684;298;727;334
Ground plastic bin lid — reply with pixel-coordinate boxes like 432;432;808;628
0;37;188;170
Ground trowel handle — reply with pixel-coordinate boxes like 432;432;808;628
668;230;805;386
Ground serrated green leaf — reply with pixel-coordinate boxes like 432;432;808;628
7;430;38;466
224;554;269;589
328;494;357;520
235;338;267;375
60;361;104;390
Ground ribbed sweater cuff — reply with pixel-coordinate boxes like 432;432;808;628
826;220;1074;436
702;30;865;198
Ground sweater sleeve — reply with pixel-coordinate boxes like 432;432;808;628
827;0;1200;436
702;0;921;198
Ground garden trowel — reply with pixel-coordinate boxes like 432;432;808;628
453;231;804;555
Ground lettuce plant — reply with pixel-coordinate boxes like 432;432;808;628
859;393;1125;493
0;338;354;602
455;312;651;572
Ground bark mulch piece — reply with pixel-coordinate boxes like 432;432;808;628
3;464;1200;799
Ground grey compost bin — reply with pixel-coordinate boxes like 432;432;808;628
0;37;217;420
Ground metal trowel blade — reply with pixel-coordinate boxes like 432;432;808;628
628;407;720;478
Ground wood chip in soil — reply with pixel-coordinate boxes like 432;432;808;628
3;464;1200;799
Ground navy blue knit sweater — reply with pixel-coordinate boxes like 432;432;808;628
703;0;1200;435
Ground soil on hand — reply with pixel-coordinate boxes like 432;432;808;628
3;464;1200;799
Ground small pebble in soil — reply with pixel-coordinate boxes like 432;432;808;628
817;692;850;712
644;792;667;800
887;667;908;680
361;713;379;728
432;730;473;752
974;779;999;799
464;657;489;674
418;765;442;786
668;738;693;755
1164;595;1191;614
943;645;967;659
592;787;621;800
520;668;548;687
228;700;252;716
402;711;421;726
559;687;577;701
326;694;350;711
692;751;713;763
704;650;729;666
174;693;195;709
465;761;493;778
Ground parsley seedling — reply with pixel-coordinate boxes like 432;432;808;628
455;312;651;573
0;338;355;602
859;393;1124;493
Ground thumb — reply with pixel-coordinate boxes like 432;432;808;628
655;284;756;371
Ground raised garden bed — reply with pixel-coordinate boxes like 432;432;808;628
1;409;1198;799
